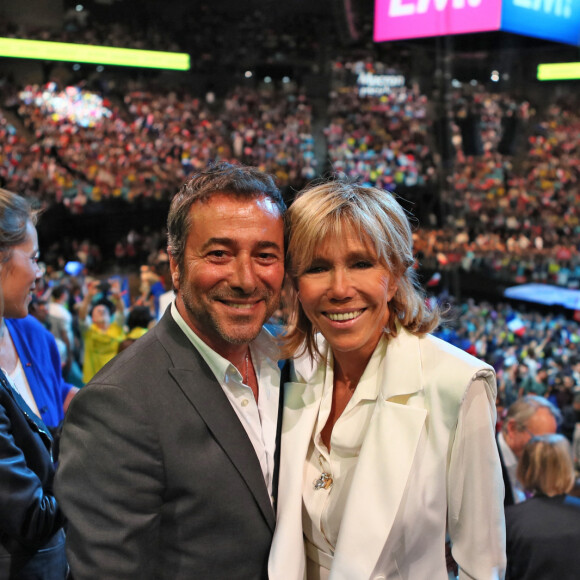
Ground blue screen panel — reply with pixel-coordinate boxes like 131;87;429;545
501;0;580;45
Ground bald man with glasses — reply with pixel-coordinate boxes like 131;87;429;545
497;395;561;506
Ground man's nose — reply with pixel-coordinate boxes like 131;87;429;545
230;255;258;294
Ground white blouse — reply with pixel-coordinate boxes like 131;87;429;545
5;359;42;418
302;337;387;571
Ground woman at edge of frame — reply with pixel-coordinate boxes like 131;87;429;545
0;188;67;579
269;178;506;580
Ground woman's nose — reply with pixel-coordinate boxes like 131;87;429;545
327;268;351;300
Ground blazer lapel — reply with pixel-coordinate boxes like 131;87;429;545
269;375;325;580
272;359;291;512
170;363;276;530
333;330;428;579
0;371;53;450
157;313;276;530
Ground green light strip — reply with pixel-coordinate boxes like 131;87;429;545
0;37;190;71
537;62;580;81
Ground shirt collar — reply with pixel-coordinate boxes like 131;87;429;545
498;431;517;470
323;334;386;404
353;335;387;402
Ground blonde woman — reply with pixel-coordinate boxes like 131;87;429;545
269;179;506;580
506;434;580;579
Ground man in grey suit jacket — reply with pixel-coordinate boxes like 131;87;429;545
55;163;286;579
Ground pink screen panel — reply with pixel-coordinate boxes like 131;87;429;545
374;0;502;42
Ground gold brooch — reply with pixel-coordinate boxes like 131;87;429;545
313;472;333;490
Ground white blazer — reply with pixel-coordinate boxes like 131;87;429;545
269;328;506;580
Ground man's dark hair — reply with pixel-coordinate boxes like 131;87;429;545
51;285;69;301
167;162;285;275
89;298;115;317
127;306;153;331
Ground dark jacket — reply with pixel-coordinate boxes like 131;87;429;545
56;310;275;579
506;494;580;579
0;371;66;578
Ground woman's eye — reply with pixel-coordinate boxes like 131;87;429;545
352;261;373;269
304;265;326;274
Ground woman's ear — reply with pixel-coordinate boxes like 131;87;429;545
387;280;398;302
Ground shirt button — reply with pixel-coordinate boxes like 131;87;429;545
241;399;249;407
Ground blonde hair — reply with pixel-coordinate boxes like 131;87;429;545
0;188;38;263
283;179;439;359
0;188;38;325
517;434;575;497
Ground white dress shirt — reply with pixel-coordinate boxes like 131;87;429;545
497;431;526;504
171;302;281;501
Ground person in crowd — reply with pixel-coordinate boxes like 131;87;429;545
269;179;506;579
505;434;580;579
497;395;561;506
0;188;67;578
77;277;126;383
55;163;286;579
47;286;74;373
117;304;154;353
136;264;166;319
47;284;83;387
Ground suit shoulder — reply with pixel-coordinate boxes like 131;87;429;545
88;325;171;388
414;332;497;408
420;333;494;381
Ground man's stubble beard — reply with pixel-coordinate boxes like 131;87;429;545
180;283;279;346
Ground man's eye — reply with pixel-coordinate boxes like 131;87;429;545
207;250;227;259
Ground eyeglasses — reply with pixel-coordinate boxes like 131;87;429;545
520;426;537;439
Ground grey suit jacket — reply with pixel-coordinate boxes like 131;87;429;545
55;310;275;579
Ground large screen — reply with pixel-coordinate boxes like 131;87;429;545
374;0;502;41
374;0;580;45
501;0;580;46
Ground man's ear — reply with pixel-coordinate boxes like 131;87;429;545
505;418;518;440
168;252;180;291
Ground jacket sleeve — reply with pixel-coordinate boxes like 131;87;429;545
447;372;507;580
0;400;64;547
55;382;164;579
41;323;75;416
